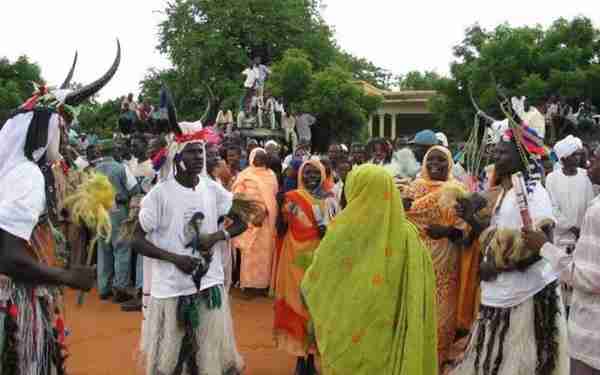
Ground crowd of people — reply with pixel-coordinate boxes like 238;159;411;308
2;43;600;375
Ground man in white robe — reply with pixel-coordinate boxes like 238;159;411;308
524;154;600;374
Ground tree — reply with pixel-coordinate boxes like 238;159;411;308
140;0;339;121
268;50;382;150
431;16;600;138
398;70;444;90
0;56;43;123
76;99;121;138
306;66;382;149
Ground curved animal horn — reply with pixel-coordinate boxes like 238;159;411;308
199;84;214;123
64;39;121;106
59;51;78;89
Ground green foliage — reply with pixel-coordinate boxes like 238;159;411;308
76;99;121;138
137;0;384;147
0;56;43;123
139;0;339;121
432;16;600;137
268;49;314;108
268;50;382;149
398;70;443;90
335;52;395;89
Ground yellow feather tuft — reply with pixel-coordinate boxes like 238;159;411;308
64;172;115;250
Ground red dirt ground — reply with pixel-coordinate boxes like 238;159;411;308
65;289;295;375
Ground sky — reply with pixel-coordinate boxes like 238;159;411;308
2;1;599;101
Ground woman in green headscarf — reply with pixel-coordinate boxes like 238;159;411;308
301;164;438;375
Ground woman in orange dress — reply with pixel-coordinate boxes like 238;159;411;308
405;146;474;368
273;160;336;374
232;148;279;290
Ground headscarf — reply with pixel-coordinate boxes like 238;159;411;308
419;145;456;185
554;135;580;160
301;165;438;375
248;147;267;166
0;111;61;181
297;159;327;198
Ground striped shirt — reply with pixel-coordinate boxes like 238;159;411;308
541;196;600;370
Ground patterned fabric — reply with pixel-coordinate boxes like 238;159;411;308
405;146;474;366
273;161;335;356
301;165;438;375
0;223;67;375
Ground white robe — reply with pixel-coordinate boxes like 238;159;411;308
545;168;595;247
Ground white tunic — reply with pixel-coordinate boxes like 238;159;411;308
542;196;600;370
545;168;595;247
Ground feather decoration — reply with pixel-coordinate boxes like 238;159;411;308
64;172;115;249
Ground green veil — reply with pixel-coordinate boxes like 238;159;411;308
301;164;438;375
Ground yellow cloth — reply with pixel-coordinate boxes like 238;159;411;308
302;164;438;375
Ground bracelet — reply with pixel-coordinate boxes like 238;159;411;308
222;229;231;241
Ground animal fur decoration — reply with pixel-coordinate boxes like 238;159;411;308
64;172;115;248
479;218;554;273
231;193;266;226
438;182;469;210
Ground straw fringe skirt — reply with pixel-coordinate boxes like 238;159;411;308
140;286;244;375
450;287;569;375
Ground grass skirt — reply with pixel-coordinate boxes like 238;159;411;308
450;285;568;375
140;285;244;375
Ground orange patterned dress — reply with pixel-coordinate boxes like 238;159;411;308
273;189;327;356
406;177;469;367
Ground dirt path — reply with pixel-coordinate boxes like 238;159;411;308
65;289;295;375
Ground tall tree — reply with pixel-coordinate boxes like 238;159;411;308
143;0;339;120
432;17;600;138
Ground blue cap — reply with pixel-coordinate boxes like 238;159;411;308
412;130;438;146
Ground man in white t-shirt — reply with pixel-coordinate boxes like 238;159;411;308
134;124;248;374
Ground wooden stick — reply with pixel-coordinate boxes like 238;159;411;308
77;243;96;306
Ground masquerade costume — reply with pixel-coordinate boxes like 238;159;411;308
301;165;438;375
0;42;120;374
139;89;249;375
451;108;568;375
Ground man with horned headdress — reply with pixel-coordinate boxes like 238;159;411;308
134;89;261;374
0;41;121;374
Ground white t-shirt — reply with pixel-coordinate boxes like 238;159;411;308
242;67;259;88
0;162;45;240
481;181;558;308
139;177;233;299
